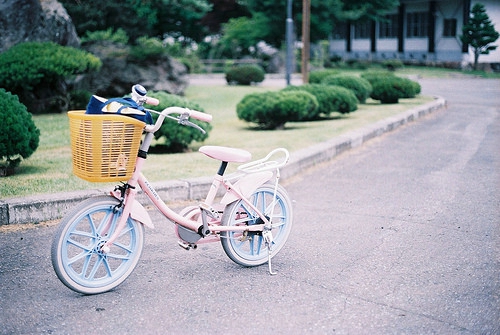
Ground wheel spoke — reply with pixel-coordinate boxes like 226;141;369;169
220;184;292;267
52;196;145;294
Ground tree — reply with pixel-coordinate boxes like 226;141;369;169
201;0;251;34
234;0;399;48
61;0;212;42
460;3;499;70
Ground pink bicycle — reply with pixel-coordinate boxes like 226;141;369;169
51;85;293;295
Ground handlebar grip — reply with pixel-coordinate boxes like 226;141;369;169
145;97;159;106
189;110;212;122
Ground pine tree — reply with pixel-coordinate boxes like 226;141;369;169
460;3;499;70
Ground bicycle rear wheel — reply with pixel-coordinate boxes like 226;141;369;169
51;195;144;295
220;183;293;267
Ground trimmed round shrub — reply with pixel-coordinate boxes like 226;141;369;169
408;80;422;97
321;74;372;103
382;59;404;71
0;42;101;91
308;69;340;84
146;91;212;152
282;84;358;118
0;89;40;171
0;42;101;113
237;91;318;129
225;65;265;85
370;76;420;104
360;70;395;85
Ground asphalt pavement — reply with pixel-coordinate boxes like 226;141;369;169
0;76;498;334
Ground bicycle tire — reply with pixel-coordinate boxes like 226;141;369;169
51;195;144;295
220;183;293;267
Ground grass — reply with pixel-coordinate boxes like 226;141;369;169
1;75;436;199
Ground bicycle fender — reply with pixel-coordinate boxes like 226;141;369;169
220;171;273;205
130;200;154;229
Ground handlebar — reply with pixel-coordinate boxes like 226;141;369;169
145;106;212;133
129;84;212;134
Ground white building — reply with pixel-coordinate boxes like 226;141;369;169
329;0;500;68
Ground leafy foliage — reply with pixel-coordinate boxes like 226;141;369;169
460;3;500;70
282;84;357;117
129;36;166;62
240;0;398;48
0;42;102;91
219;14;269;57
309;69;341;84
225;65;265;85
61;0;212;43
321;74;372;103
146;91;212;152
81;28;129;44
369;76;419;104
381;59;404;71
236;91;318;129
360;70;395;83
0;90;40;169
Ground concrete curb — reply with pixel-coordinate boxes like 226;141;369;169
1;96;446;225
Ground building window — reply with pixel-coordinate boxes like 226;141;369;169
354;21;371;39
333;23;348;40
379;14;399;38
443;18;457;37
407;12;428;38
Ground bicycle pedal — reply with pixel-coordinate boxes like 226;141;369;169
178;240;197;250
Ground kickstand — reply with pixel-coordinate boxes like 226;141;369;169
263;230;277;275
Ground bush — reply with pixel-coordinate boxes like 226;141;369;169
129;36;165;62
0;89;40;171
237;91;318;129
321;74;372;103
370;76;420;104
360;70;395;84
0;42;102;91
308;69;340;84
225;65;265;85
381;59;404;71
145;91;212;152
282;84;357;118
69;90;93;110
81;28;129;44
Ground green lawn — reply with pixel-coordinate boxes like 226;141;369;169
1;80;433;199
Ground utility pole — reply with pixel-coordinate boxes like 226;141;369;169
301;0;310;83
286;0;294;86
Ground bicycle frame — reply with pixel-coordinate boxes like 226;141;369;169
102;107;288;252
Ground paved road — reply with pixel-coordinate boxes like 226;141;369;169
0;77;499;334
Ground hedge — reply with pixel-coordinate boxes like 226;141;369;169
282;84;358;117
321;74;372;103
237;91;318;129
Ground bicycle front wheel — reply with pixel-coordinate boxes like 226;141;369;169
220;183;293;267
51;195;144;295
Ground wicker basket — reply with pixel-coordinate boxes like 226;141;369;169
68;111;145;182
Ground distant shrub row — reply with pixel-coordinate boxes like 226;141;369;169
237;83;358;129
236;69;421;129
